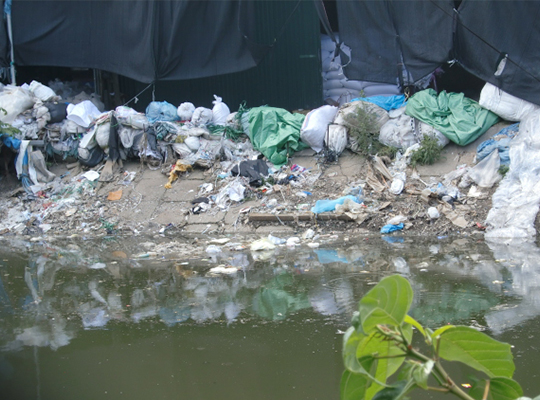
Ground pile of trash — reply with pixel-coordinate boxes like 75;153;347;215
1;76;540;240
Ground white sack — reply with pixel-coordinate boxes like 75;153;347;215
211;95;230;125
479;82;540;122
191;107;213;126
325;124;347;155
29;80;56;101
0;87;35;124
177;102;195;121
95;122;110;149
300;105;338;153
67;100;101;128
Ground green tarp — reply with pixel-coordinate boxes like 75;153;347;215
247;106;308;166
405;89;499;146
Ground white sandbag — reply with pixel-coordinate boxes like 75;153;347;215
177;102;195;121
0;86;35;124
322;79;345;90
341;79;365;91
29;80;56;101
479;82;540;122
379;114;417;149
67;100;101;128
191;107;213;126
211;95;230;125
300;105;338;153
323;69;345;81
325;124;348;155
125;113;148;130
95;122;110;149
171;142;193;158
184;136;201;151
324;88;360;99
321;34;338;52
362;84;401;97
379;111;449;150
118;126;142;149
322;54;342;72
63;119;86;135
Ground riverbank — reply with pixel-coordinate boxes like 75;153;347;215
1;121;519;244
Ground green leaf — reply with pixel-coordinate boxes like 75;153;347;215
404;315;426;340
359;275;413;333
411;360;434;390
431;325;455;338
362;325;412;400
438;326;515;378
371;380;413;400
469;377;523;400
343;327;370;374
341;370;370;400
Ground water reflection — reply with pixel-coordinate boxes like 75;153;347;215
0;235;539;355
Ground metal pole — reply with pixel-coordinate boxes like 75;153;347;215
6;12;16;85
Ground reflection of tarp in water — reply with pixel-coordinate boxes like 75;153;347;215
410;284;498;327
252;273;310;320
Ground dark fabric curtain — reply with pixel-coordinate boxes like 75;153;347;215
456;0;540;105
10;0;259;83
336;0;454;84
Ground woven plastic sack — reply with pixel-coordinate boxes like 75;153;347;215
145;101;178;124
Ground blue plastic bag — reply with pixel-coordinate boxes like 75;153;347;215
476;123;519;166
380;223;404;234
311;195;361;214
350;95;407;111
145;101;179;124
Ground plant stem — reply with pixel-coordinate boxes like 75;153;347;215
407;347;476;400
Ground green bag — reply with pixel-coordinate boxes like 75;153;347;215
247;106;308;166
406;89;499;146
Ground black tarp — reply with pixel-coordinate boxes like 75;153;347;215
336;0;454;84
455;0;540;105
9;0;261;83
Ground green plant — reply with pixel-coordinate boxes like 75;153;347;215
344;107;395;158
409;135;442;167
341;275;537;400
498;165;510;177
0;108;21;137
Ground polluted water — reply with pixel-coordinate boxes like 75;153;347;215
0;234;540;400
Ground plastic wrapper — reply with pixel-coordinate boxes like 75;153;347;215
485;110;540;238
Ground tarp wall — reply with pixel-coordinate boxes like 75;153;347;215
9;0;260;83
455;0;540;106
336;0;454;84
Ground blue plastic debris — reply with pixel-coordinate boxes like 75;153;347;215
311;195;361;214
380;223;404;234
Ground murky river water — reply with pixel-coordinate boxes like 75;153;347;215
1;235;540;400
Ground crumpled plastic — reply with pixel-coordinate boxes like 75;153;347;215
311;195;362;214
476;123;519;166
247;106;308;166
380;223;404;233
405;89;499;146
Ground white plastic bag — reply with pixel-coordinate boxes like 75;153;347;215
184;136;201;151
29;80;56;101
177;102;195;121
95;122;111;149
0;86;35;124
467;149;501;188
211;95;230;125
300;105;338;153
325;124;348;155
191;107;213;126
67;100;101;128
479;82;540;122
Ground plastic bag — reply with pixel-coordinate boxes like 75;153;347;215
325;124;347;155
211;95;230;125
311;195;361;214
467;149;501;188
486;110;540;238
300;105;338;153
479;82;540;122
95;122;111;149
191;107;213;126
0;86;35;124
29;80;57;101
67;100;101;128
177;102;195;121
145;101;178;124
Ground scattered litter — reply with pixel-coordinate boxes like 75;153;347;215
89;262;106;269
381;223;404;234
250;238;276;251
107;190;123;201
208;266;237;275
